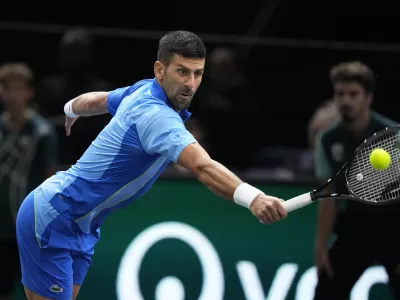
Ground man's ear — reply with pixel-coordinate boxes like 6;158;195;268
154;61;165;81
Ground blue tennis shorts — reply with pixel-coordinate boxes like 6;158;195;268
16;188;100;300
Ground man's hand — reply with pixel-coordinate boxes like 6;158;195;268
315;243;334;278
65;115;79;136
250;195;288;224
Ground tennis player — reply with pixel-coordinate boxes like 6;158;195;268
16;30;288;300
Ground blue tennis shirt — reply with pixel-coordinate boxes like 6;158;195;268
36;78;196;237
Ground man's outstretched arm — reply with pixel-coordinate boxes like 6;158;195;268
136;109;288;225
177;142;288;224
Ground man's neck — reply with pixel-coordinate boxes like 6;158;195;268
346;109;371;136
155;78;180;113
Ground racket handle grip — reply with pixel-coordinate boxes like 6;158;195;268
283;192;313;213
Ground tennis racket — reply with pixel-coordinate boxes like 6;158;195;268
283;125;400;213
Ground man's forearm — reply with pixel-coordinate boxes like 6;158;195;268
195;159;243;200
67;92;110;117
315;199;337;246
177;143;264;209
195;160;266;210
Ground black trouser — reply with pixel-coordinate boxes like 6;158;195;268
0;238;25;297
314;223;400;299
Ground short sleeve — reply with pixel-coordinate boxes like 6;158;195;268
136;108;197;163
107;86;130;117
314;131;333;180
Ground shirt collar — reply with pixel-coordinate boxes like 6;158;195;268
151;78;192;122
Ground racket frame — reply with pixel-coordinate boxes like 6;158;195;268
312;125;400;206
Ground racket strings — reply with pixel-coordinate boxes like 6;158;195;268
347;131;400;202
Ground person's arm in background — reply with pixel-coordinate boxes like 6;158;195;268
137;109;288;225
314;131;337;277
64;87;130;136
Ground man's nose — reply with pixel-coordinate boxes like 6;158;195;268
184;75;195;89
340;94;352;105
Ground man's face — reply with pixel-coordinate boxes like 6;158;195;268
1;79;32;112
155;54;205;111
333;81;371;123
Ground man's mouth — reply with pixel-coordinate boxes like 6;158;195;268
180;92;192;99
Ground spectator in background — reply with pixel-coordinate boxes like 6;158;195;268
308;99;340;149
35;27;114;166
192;46;260;171
313;61;400;299
298;99;340;177
0;62;58;300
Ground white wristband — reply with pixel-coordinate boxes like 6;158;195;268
233;183;264;209
64;99;78;118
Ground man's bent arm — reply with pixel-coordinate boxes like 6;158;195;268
66;92;110;117
315;186;338;247
314;131;337;247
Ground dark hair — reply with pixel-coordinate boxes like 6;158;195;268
329;61;375;93
0;62;34;87
157;30;206;65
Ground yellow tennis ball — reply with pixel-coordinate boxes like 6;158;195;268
369;148;391;170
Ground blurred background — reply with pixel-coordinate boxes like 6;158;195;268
1;0;400;299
